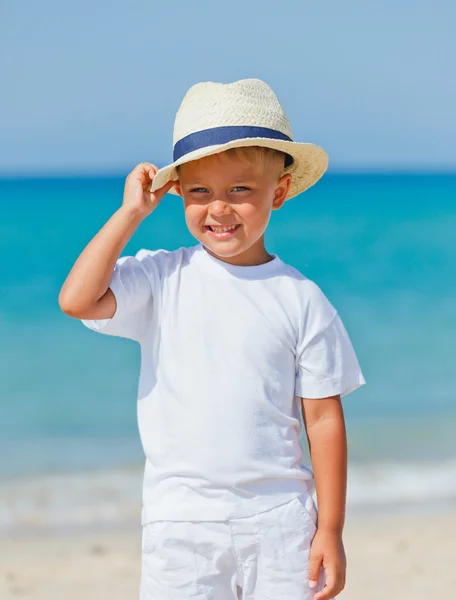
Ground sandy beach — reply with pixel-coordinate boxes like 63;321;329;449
1;509;455;600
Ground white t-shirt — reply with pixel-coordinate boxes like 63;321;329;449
82;244;365;523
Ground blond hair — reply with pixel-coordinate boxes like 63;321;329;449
177;145;286;175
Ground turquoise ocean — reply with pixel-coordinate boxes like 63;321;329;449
1;173;455;531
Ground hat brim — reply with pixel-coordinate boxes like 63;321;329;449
150;138;328;200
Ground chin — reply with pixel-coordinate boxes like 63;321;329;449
189;230;243;255
204;242;247;259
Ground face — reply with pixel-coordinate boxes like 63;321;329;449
174;151;292;266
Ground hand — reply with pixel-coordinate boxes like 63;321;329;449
122;162;175;220
308;529;346;600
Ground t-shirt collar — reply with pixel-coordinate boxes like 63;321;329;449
193;244;283;279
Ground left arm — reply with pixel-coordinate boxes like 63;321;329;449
301;394;347;600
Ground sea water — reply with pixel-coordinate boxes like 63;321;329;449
0;173;455;530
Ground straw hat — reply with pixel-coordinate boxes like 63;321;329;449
150;78;328;201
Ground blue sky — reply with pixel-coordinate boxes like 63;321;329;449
1;1;455;175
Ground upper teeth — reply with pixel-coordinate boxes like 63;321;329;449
211;226;237;232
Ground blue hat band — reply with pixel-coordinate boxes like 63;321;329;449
173;125;294;168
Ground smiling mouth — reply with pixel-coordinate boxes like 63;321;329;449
204;224;241;238
205;225;240;233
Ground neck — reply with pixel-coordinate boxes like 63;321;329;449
204;237;274;267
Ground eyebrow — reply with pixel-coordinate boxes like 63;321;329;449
184;179;257;186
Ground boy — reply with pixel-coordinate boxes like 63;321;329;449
59;78;365;600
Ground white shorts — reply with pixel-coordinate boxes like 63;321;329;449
140;494;330;599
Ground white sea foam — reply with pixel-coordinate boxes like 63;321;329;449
1;459;456;533
348;460;456;508
0;468;144;533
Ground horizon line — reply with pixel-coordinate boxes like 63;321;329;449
1;166;456;182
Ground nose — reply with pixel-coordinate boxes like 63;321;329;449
208;200;232;217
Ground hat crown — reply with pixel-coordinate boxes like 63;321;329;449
173;78;293;145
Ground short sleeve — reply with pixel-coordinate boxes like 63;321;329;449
81;249;160;343
295;284;365;399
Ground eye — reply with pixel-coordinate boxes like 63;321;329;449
189;187;209;193
231;186;250;192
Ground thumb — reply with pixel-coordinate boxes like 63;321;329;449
150;178;176;200
308;550;322;589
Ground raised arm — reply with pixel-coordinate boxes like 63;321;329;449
58;163;174;321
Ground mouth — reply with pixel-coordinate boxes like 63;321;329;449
204;224;241;239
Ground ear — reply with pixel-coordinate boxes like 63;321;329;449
272;173;292;210
173;180;183;197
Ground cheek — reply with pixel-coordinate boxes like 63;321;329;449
238;202;271;226
184;203;205;227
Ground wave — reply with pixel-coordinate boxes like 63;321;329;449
347;460;456;508
2;460;456;533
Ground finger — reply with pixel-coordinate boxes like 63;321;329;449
308;553;322;590
127;163;153;187
133;162;158;181
314;582;344;600
157;179;176;196
137;162;157;183
134;164;159;191
140;161;158;172
145;164;158;180
313;570;339;600
148;176;175;193
313;585;329;600
149;178;175;202
130;162;157;176
337;572;346;593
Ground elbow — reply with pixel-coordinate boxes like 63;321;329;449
58;289;86;318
